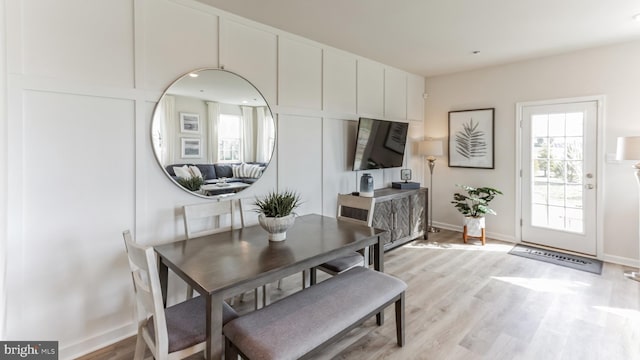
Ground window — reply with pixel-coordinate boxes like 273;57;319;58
218;114;242;162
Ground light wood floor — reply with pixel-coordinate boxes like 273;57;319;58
79;230;640;360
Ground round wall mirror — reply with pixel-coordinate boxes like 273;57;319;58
151;68;275;198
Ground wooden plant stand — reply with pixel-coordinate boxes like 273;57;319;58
463;225;486;246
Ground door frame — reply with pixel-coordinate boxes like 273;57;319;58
515;95;606;258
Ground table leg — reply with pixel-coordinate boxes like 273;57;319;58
158;260;169;307
205;293;224;360
374;234;385;325
262;283;270;307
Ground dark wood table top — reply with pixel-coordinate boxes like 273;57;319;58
154;214;386;297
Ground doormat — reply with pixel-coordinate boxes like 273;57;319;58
508;244;602;275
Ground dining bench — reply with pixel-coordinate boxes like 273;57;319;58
222;266;407;360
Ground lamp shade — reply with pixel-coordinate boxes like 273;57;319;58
418;139;444;157
615;136;640;161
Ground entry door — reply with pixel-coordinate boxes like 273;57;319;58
521;101;597;255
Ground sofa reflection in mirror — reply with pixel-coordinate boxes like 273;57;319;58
151;68;275;197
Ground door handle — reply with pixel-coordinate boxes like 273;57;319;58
586;184;595;189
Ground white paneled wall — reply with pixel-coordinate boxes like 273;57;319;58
219;18;277;106
1;0;424;357
384;68;407;120
277;115;323;215
357;59;385;118
278;37;322;110
323;50;357;115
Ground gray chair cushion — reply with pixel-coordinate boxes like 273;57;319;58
147;296;238;353
319;252;364;273
223;267;406;360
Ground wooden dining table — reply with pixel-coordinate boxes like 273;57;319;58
154;213;387;360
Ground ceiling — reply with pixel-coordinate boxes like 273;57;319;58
197;0;640;77
167;68;267;106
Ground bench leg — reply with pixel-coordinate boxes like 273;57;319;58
310;267;318;285
225;337;239;360
395;293;405;347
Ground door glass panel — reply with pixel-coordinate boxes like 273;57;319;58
566;208;584;233
566;161;582;184
565;113;583;136
530;110;585;233
548;206;565;229
566;184;583;208
532;204;548;227
532;115;548;136
548;113;565;136
533;181;548;203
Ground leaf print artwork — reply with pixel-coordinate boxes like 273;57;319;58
455;119;487;160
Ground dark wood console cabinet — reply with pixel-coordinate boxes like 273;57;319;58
370;187;428;251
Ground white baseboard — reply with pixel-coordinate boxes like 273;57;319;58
432;221;639;268
61;322;136;360
602;254;640;268
432;221;516;243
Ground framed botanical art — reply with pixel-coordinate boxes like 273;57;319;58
448;108;495;169
181;138;201;158
180;113;200;133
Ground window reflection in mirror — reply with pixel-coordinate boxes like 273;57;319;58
151;68;275;198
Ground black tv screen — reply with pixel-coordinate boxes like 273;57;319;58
352;117;408;171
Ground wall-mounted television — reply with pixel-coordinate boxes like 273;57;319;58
352;117;409;171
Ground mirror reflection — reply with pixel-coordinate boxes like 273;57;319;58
152;68;275;197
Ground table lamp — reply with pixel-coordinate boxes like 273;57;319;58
616;135;640;282
419;139;444;233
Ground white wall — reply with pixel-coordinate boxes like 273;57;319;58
0;0;425;357
425;40;640;266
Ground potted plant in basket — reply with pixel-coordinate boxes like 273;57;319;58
254;190;302;242
451;184;502;245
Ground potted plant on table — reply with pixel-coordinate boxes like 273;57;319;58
254;190;302;242
451;184;502;245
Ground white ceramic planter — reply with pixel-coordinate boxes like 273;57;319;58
258;214;296;241
464;216;485;237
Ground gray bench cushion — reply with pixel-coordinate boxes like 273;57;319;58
223;267;406;360
147;296;238;353
318;251;364;273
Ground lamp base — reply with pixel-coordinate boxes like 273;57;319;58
624;270;640;282
427;226;440;233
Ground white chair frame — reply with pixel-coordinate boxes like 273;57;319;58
123;230;205;360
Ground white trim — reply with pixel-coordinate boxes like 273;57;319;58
433;221;516;243
434;221;638;268
0;0;7;340
61;322;136;360
514;95;605;259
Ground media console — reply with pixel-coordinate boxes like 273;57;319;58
343;187;428;251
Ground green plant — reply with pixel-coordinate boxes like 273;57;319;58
177;176;204;191
254;190;302;217
451;184;503;217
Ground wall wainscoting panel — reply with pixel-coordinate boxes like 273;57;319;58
2;0;425;357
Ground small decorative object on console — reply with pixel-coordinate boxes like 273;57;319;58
359;173;374;197
392;169;420;189
400;169;412;181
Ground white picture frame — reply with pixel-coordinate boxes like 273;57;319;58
180;113;200;133
181;138;201;158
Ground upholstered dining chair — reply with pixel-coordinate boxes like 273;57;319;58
122;230;238;360
311;194;376;285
